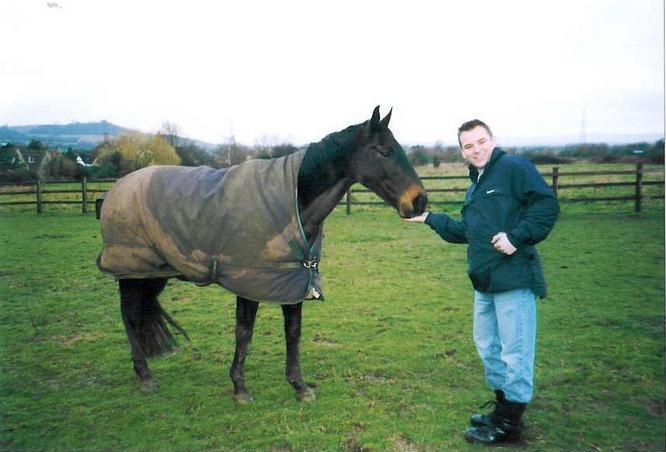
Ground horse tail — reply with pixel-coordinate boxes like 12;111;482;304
120;279;189;358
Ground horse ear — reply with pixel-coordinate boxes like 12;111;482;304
370;106;381;130
380;107;392;127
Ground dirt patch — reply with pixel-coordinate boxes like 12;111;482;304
393;437;418;452
344;437;372;452
361;373;392;384
434;349;457;358
50;331;106;346
312;334;339;346
643;397;665;417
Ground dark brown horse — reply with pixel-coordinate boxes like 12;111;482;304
106;106;427;402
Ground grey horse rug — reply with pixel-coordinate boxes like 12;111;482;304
97;150;323;304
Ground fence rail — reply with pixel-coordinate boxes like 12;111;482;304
0;176;111;214
0;164;663;214
345;163;663;214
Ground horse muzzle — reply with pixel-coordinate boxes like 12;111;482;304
398;183;428;218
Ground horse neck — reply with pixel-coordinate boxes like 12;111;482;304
297;129;358;241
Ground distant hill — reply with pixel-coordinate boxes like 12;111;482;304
0;126;29;143
0;121;134;150
0;121;219;151
12;120;127;136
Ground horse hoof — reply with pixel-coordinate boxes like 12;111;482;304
297;387;316;402
234;392;253;404
139;379;157;392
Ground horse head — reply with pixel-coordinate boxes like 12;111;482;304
350;106;428;218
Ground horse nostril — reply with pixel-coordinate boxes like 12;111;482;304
413;193;427;214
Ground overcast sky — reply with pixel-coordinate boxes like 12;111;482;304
1;0;663;146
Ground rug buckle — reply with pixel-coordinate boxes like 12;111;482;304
302;256;319;271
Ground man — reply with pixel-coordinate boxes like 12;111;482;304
405;120;559;444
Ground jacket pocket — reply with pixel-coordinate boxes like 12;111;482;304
469;271;491;292
467;246;504;292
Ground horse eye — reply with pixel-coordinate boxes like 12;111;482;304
373;145;393;158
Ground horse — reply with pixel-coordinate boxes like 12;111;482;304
98;106;427;402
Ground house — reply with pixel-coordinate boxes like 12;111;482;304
20;147;48;170
0;145;27;169
76;155;92;167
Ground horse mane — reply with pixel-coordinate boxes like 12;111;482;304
299;121;367;179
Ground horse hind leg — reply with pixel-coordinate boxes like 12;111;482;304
229;297;259;403
282;302;315;402
119;278;187;391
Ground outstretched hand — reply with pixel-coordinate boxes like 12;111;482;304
403;212;429;223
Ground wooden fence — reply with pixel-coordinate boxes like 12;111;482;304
0;164;663;214
0;177;114;214
343;163;663;214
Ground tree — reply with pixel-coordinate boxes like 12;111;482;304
64;148;79;162
90;147;122;178
271;144;298;158
646;139;665;163
432;141;443;167
254;135;280;159
0;143;26;169
159;121;182;148
93;133;181;177
256;149;272;159
213;136;249;167
408;145;430;166
27;139;47;150
146;134;181;165
176;144;215;167
112;133;143;174
38;150;79;179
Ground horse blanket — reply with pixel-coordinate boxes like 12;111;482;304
97;150;323;304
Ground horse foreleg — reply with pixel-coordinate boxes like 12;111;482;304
282;302;315;401
229;296;259;403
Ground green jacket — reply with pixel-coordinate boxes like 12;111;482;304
425;148;559;297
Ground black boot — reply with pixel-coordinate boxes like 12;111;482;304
464;399;526;445
470;389;505;428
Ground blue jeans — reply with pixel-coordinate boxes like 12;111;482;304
473;288;537;403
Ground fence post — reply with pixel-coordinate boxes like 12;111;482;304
552;166;559;197
81;176;88;214
36;179;43;214
635;162;643;213
346;188;352;215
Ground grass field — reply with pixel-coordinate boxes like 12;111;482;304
1;201;664;450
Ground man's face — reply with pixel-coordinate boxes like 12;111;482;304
459;126;496;169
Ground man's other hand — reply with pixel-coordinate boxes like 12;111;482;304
491;232;517;255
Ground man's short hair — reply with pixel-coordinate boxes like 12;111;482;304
457;119;493;147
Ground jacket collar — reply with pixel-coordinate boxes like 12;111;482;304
468;147;506;182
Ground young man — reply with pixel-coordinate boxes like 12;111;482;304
405;120;559;444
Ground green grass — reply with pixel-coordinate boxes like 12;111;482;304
1;203;664;451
